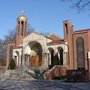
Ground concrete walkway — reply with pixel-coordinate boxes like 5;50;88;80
0;80;90;90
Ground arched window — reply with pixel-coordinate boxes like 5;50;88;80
76;37;85;69
65;23;68;34
21;21;24;36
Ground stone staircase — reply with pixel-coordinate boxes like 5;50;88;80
2;67;36;80
2;66;45;80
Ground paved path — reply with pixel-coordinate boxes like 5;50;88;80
0;80;90;90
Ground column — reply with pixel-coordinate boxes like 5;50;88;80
22;54;25;67
88;52;90;80
63;52;67;66
18;55;21;67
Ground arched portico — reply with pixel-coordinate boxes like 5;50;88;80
24;41;42;68
13;48;22;67
29;41;42;67
47;45;67;69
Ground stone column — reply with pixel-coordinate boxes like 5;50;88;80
28;55;30;67
48;51;51;66
17;55;19;67
63;52;67;66
22;54;25;67
46;53;49;69
18;55;21;67
88;52;90;80
18;51;22;67
25;54;30;67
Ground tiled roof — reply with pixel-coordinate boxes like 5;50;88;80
74;29;90;33
48;34;62;41
47;39;65;45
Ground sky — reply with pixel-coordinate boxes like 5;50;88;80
0;0;90;39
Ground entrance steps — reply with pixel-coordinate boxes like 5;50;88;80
2;67;36;80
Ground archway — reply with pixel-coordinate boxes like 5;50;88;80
76;37;85;69
29;41;42;67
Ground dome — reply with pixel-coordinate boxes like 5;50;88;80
17;10;27;21
18;15;27;21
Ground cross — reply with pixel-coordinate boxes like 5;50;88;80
21;10;24;15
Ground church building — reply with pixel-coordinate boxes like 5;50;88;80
6;12;90;79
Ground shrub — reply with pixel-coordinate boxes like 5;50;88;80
66;70;88;82
8;59;16;69
53;54;59;65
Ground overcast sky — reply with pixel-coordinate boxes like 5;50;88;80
0;0;90;39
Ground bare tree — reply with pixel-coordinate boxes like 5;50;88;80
27;23;35;34
0;26;35;65
4;29;16;42
0;39;6;65
63;0;90;12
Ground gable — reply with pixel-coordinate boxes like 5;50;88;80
48;34;62;41
23;32;49;42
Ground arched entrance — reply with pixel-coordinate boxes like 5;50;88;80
76;37;85;69
29;41;42;67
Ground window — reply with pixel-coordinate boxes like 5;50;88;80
76;37;85;69
65;23;68;34
21;21;24;36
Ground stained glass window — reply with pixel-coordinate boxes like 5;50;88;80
76;37;85;69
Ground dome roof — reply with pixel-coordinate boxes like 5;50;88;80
17;10;27;21
18;15;27;21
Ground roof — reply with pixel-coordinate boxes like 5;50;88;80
17;10;27;21
74;29;90;33
48;34;62;41
47;39;65;46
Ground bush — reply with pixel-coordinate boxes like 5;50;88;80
8;59;16;69
66;70;88;82
53;54;59;65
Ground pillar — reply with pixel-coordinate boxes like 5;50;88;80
88;52;90;80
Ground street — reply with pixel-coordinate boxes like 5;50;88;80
0;79;90;90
